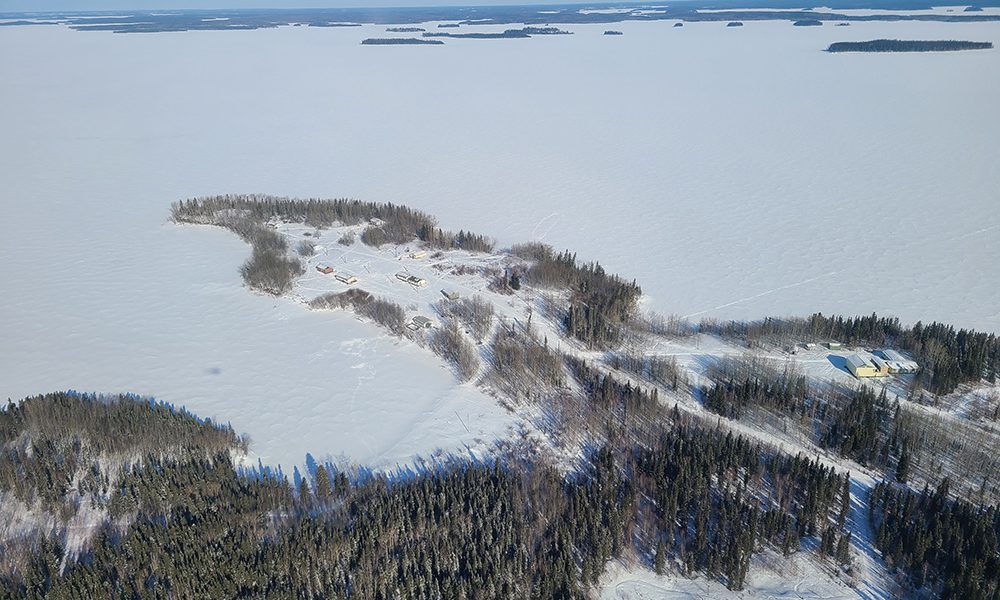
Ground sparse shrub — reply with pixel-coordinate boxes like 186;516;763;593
309;288;372;310
429;319;480;381
635;312;695;338
435;296;494;342
361;225;388;247
357;298;406;335
241;247;303;296
608;352;683;389
338;231;356;246
488;327;564;398
297;239;316;256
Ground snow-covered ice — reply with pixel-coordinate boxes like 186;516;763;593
1;19;998;473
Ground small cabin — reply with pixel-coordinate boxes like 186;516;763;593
396;272;428;287
826;342;843;350
316;264;335;274
336;273;358;285
409;251;428;260
441;289;460;301
407;315;433;331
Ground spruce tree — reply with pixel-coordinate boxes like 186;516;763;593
895;440;911;484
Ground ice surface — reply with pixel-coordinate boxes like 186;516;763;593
1;19;998;472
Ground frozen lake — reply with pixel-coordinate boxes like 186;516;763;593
1;19;998;468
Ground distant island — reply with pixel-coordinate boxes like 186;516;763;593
827;39;994;52
11;3;1000;34
362;37;444;45
386;26;425;32
793;19;823;26
674;22;684;27
604;30;623;35
727;21;744;27
964;5;984;11
424;26;571;39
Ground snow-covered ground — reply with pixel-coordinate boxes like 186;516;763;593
600;552;866;600
1;19;998;476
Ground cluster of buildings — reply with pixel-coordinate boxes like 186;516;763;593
316;264;359;285
845;349;919;378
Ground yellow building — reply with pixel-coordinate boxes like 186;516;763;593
846;354;878;378
870;356;891;376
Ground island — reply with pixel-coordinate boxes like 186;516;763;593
827;39;994;52
727;21;744;27
386;26;425;32
424;26;571;39
604;30;624;35
362;37;444;45
793;19;823;26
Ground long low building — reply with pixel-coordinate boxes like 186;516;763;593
845;353;879;378
876;349;919;373
396;272;428;287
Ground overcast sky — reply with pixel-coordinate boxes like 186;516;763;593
2;0;615;13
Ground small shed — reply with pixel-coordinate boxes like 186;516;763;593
316;264;335;274
409;251;428;260
441;289;460;301
336;273;358;285
826;342;843;350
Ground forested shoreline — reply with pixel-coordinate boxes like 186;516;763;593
4;392;860;599
827;39;993;52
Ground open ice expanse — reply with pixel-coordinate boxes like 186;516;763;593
1;18;998;470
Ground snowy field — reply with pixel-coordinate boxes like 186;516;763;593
1;18;999;474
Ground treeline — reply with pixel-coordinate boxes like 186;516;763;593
3;392;861;599
0;393;242;515
172;194;494;256
716;313;1000;395
308;289;407;335
870;479;1000;599
828;39;993;52
513;243;641;348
